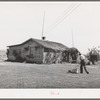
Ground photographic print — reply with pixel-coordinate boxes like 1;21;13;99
0;1;100;89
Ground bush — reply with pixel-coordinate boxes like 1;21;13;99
13;50;25;62
87;47;100;65
68;47;80;63
15;56;25;62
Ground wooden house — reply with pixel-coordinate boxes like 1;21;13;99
7;38;68;64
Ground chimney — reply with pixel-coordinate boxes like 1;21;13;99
42;36;46;40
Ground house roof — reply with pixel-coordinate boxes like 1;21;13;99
7;38;68;51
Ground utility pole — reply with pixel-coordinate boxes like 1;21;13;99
42;11;45;39
72;29;74;47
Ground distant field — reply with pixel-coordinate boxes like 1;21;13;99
0;50;7;61
0;61;100;88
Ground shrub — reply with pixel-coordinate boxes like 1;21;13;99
13;50;25;62
87;47;100;65
68;47;80;63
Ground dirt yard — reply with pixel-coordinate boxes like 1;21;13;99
0;61;100;88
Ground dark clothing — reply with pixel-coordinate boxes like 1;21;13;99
80;59;89;74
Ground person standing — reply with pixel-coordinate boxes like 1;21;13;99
79;53;89;74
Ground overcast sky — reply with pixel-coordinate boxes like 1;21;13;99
0;2;100;54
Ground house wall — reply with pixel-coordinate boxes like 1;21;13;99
8;40;44;63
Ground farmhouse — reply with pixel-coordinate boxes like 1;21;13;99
7;38;68;64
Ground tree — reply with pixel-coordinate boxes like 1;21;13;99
87;47;100;65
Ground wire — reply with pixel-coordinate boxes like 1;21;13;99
46;3;80;34
49;3;75;28
45;3;81;34
45;3;76;34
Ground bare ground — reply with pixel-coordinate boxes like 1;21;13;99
0;61;100;88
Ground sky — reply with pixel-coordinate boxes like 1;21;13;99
0;2;100;54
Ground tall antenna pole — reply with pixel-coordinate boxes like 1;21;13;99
42;11;45;39
72;29;74;47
